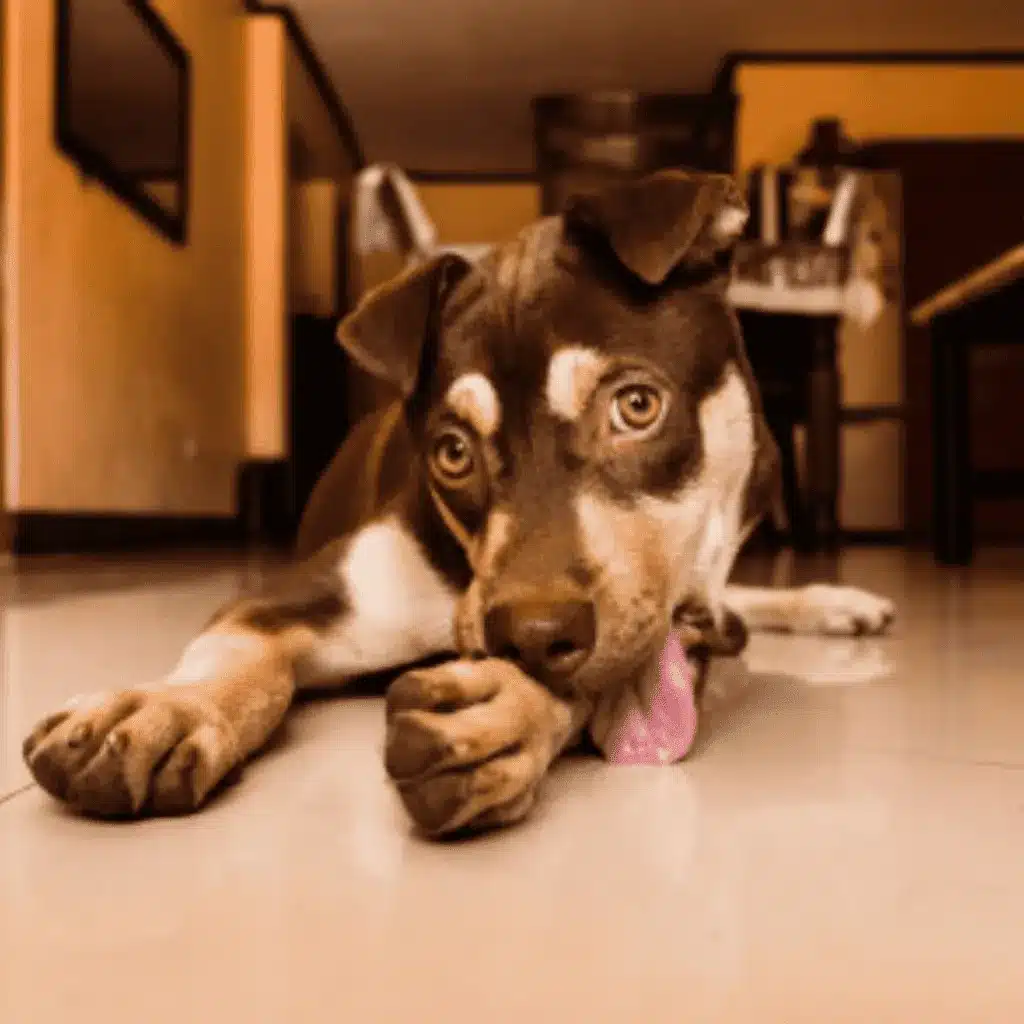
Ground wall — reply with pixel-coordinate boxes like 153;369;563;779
344;182;540;305
244;16;286;461
285;25;353;318
735;63;1024;173
289;179;341;318
285;32;350;181
245;17;354;461
416;182;540;245
0;0;7;527
408;67;1024;265
2;0;246;514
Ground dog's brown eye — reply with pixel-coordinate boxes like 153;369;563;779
611;385;664;433
431;429;475;482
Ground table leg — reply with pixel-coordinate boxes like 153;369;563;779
932;319;972;565
765;409;810;550
806;317;841;550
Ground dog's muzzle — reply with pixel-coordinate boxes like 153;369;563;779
483;594;597;686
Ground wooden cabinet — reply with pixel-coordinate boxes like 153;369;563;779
533;92;738;216
859;140;1024;542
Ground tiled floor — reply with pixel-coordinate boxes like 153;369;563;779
1;548;1023;1022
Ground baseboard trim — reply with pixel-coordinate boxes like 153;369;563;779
841;404;905;424
9;512;244;556
841;529;907;545
8;460;300;556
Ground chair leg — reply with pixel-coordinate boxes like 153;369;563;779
806;317;842;550
766;412;810;551
932;319;972;565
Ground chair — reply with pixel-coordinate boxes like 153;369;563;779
728;157;885;550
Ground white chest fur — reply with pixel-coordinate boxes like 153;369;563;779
298;517;458;687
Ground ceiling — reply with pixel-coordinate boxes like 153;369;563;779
287;39;354;179
288;0;1024;173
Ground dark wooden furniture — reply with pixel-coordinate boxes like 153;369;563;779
532;92;737;215
911;246;1024;564
858;139;1024;545
739;312;841;550
728;156;869;552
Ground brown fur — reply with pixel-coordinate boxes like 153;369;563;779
22;170;893;836
22;623;300;816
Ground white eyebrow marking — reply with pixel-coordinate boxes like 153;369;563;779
546;346;609;421
445;373;501;437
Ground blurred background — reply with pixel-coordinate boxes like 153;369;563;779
3;10;1024;1011
2;0;1023;563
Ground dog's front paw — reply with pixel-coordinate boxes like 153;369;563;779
23;688;241;818
794;585;896;636
384;659;574;837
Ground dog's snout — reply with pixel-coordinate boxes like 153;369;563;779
484;596;596;682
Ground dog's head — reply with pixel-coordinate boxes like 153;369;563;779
339;170;780;698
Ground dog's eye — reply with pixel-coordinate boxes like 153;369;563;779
610;384;664;434
430;428;475;482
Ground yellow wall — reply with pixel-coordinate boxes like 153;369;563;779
244;16;287;461
245;19;355;461
2;0;246;513
416;183;541;245
736;63;1024;172
1;0;7;519
290;179;342;318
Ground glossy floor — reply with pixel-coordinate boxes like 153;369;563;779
1;548;1023;1022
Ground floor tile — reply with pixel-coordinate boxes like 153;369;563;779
2;549;1023;1022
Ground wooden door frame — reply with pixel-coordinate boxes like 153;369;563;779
0;0;9;553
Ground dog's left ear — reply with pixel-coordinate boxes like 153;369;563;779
565;169;748;286
337;252;472;399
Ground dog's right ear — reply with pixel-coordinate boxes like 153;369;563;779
564;169;748;287
337;253;471;399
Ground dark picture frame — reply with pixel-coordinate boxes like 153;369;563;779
54;0;192;245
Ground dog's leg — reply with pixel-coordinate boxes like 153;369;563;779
23;617;309;818
383;658;590;836
22;511;464;819
724;583;895;637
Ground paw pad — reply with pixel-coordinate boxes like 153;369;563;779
67;723;92;749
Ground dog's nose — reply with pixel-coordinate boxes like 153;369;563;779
484;596;596;681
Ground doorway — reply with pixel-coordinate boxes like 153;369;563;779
284;128;353;534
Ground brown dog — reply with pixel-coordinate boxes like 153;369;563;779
22;170;894;836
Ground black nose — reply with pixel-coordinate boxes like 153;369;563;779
483;596;596;682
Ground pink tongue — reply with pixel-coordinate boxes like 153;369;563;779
606;632;698;766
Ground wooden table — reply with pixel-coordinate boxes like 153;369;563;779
911;244;1024;565
729;275;850;551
